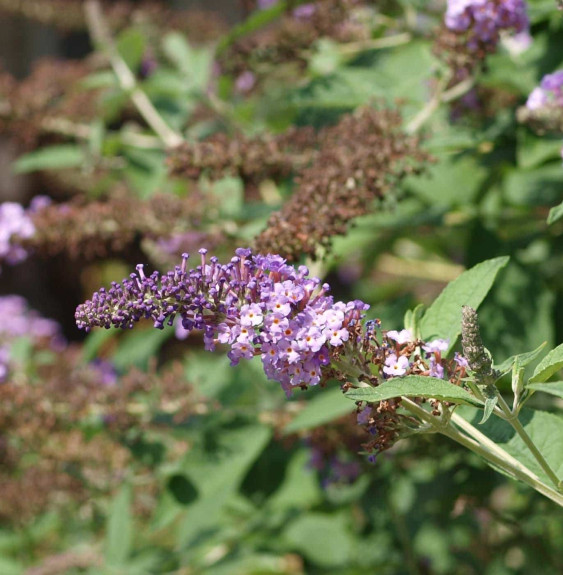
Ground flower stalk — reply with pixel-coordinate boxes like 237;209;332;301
400;399;563;507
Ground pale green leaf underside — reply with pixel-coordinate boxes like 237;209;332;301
494;342;547;375
14;145;85;173
526;382;563;400
530;343;563;383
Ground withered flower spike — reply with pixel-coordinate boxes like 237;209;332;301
167;127;319;186
461;305;498;384
21;192;215;261
220;0;367;78
254;106;430;260
0;0;227;40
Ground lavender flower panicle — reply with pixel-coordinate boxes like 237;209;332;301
0;294;64;382
526;71;563;111
521;71;563;158
445;0;529;53
0;202;36;268
0;295;62;342
75;248;369;394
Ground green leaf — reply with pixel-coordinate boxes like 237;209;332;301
289;42;432;116
494;342;547;375
530;343;563;383
112;327;172;371
407;154;488;207
105;485;133;566
504;164;563;207
177;424;271;546
162;32;192;74
548;200;563;225
88;119;105;157
404;303;426;339
162;33;213;94
283;511;355;568
81;329;116;363
217;2;287;53
210;177;244;219
480;392;498;425
526;382;563;400
516;130;563;169
13;145;85;173
284;388;355;434
116;28;146;72
8;336;32;365
419;256;509;351
309;38;344;76
345;376;482;406
0;558;23;575
476;263;555;366
80;70;116;89
269;449;322;510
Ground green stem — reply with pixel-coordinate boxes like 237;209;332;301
494;391;562;491
450;411;539;479
338;33;413;56
400;398;563;506
84;0;183;148
405;74;475;135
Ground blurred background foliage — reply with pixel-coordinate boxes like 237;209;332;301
0;0;562;573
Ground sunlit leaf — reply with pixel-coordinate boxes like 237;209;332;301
420;256;509;351
345;376;482;406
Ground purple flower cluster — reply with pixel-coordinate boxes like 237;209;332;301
75;248;369;394
525;71;563;159
381;330;467;381
526;71;563;111
0;345;9;383
0;202;35;268
445;0;529;52
0;295;64;382
0;295;62;342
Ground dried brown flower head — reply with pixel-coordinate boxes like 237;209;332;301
0;58;99;148
0;0;227;41
22;191;214;262
220;0;368;79
167;126;318;186
254;105;430;260
0;342;205;523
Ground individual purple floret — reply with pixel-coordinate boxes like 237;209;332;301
422;338;449;354
386;329;413;345
0;202;36;268
445;0;529;52
234;71;256;94
383;354;409;376
75;248;369;394
526;71;563;111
